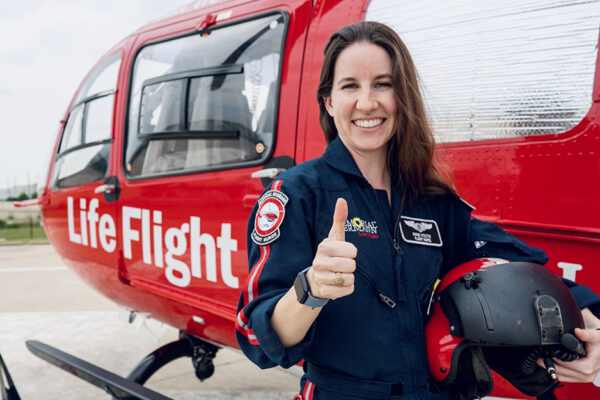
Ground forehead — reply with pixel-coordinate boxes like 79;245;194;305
334;42;392;78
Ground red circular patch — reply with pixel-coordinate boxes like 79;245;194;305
255;197;285;236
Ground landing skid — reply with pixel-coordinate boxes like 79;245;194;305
122;332;219;388
0;353;20;400
25;332;220;399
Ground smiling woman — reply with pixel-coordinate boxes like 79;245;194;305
235;20;600;400
323;42;397;168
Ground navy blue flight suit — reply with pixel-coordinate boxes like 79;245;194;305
236;138;600;400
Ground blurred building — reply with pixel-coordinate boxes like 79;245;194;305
0;183;38;201
0;201;41;223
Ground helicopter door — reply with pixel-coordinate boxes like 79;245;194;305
116;4;309;326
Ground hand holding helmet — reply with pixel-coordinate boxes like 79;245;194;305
537;309;600;383
426;258;589;399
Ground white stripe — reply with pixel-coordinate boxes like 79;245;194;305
237;315;257;340
306;382;313;400
0;266;67;273
247;248;268;302
237;314;248;329
483;397;521;400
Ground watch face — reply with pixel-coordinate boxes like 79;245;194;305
294;273;308;304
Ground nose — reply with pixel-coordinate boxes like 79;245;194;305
356;88;377;111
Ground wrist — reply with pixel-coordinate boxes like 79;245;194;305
294;267;329;308
305;267;317;297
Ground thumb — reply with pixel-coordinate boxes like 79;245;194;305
328;198;348;241
575;327;600;343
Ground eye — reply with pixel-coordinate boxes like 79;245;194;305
375;81;393;89
341;83;358;90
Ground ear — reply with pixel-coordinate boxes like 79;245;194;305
323;96;334;117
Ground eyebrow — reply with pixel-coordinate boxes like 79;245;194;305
335;74;393;85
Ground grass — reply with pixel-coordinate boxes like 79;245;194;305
0;223;48;243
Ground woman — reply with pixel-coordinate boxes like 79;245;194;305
236;21;600;399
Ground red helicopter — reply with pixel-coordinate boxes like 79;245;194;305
6;0;600;399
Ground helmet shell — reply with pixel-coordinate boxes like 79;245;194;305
426;258;584;386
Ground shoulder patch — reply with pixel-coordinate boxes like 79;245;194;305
251;189;289;245
399;216;443;247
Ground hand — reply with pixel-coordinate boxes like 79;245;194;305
307;198;357;300
548;328;600;383
537;309;600;383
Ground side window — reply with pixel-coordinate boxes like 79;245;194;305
53;54;120;189
125;13;286;177
366;0;600;142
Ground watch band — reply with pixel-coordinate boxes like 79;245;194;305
294;267;329;308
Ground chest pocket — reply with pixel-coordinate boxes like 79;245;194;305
401;241;443;303
397;214;444;301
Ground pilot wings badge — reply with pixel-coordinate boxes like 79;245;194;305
404;220;432;233
399;216;442;247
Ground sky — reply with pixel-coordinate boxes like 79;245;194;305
0;0;193;193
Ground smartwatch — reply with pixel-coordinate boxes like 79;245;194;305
293;267;329;308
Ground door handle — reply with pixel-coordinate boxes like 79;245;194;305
97;176;120;202
94;184;117;194
250;168;286;179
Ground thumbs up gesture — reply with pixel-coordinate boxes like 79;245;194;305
307;198;357;300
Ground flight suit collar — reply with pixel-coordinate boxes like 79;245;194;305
321;137;365;179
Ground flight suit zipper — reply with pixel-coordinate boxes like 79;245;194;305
370;185;404;254
393;208;403;252
355;266;396;308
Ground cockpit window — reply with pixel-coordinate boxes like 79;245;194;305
125;13;286;178
52;54;120;189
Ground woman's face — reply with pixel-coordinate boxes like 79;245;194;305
324;42;397;159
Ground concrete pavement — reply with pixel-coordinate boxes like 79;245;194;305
0;244;299;399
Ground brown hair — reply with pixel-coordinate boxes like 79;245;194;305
317;21;455;198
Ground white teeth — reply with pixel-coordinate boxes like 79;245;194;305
354;119;383;128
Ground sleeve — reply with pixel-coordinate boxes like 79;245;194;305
439;202;548;276
443;205;600;313
235;179;317;369
467;218;600;312
466;218;548;264
561;278;600;317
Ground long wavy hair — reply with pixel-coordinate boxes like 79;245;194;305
317;21;455;199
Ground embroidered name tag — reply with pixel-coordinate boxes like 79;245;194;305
399;216;443;247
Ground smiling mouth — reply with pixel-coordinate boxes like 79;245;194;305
353;118;384;128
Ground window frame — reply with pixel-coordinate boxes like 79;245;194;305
138;63;243;139
52;90;116;190
56;89;116;160
123;10;289;181
52;52;121;190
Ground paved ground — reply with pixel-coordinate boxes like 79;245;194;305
0;244;299;399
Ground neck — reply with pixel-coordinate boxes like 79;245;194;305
350;148;391;192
